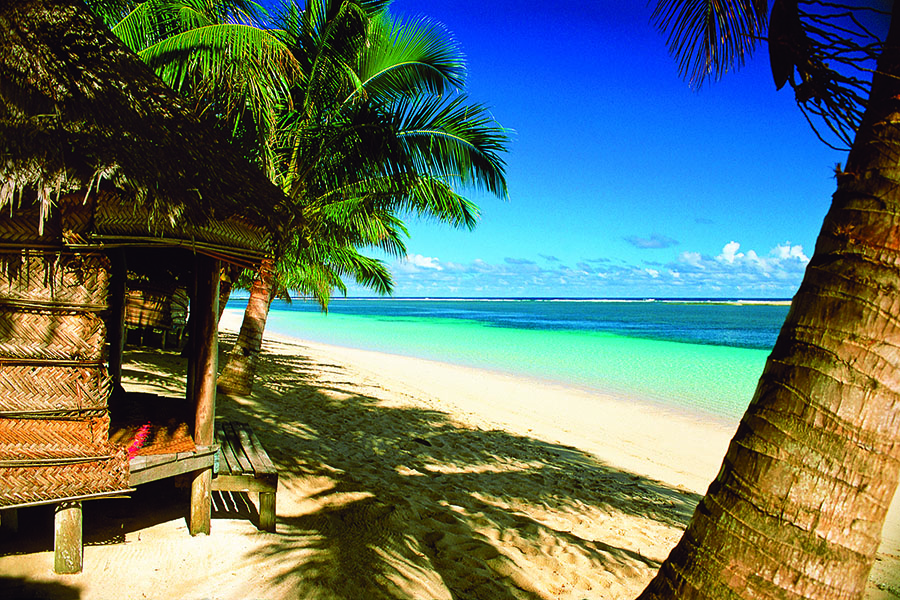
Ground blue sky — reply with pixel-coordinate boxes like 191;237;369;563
356;1;847;298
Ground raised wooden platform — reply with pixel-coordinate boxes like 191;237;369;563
211;421;277;532
129;446;217;486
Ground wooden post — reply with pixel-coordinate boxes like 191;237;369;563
54;502;82;574
189;255;220;535
259;492;276;532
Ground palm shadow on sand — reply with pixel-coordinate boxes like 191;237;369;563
213;333;701;600
2;334;702;600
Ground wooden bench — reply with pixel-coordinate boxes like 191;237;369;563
211;421;278;532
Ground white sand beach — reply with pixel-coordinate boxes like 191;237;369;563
1;313;898;599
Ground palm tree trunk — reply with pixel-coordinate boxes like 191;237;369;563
216;259;276;396
639;8;900;600
217;263;243;323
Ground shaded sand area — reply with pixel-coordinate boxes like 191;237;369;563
2;316;899;599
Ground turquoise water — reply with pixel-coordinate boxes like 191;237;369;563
227;298;789;422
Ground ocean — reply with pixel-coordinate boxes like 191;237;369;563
224;298;791;422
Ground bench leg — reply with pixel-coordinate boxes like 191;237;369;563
54;501;83;574
190;468;212;535
259;492;276;533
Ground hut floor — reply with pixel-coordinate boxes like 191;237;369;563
108;391;196;457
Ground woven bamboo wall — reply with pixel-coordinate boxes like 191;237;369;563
0;251;111;409
125;288;173;329
1;449;129;507
0;415;112;458
0;251;110;305
0;363;111;414
0;249;128;507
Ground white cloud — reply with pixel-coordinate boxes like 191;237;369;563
771;243;809;262
718;241;743;264
348;241;813;298
399;254;443;272
707;241;809;279
679;251;704;269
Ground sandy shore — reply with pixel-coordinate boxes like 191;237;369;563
2;314;898;599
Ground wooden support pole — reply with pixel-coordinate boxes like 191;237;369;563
189;255;220;536
259;492;276;532
54;502;83;574
190;468;212;535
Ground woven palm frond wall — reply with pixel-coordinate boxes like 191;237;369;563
0;249;128;507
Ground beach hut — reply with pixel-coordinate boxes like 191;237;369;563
0;0;287;572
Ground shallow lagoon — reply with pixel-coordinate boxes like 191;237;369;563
228;298;790;421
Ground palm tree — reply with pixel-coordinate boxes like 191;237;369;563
215;1;509;395
87;1;508;394
87;0;301;174
639;2;900;598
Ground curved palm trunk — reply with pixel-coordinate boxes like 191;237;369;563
217;263;243;323
217;259;276;396
639;9;900;600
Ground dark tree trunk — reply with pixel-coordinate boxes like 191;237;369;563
638;7;900;599
216;259;276;396
217;263;242;324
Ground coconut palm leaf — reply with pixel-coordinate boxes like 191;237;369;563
319;172;480;230
309;204;408;256
651;0;768;88
392;95;509;198
97;1;299;173
139;21;300;163
101;0;267;49
352;11;466;102
139;23;298;95
216;0;509;393
163;0;268;28
399;174;481;229
280;230;396;306
279;0;372;117
326;246;393;296
108;1;177;51
85;0;141;28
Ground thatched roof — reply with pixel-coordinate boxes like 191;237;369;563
0;0;286;259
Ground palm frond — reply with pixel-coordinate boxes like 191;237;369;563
177;0;268;27
277;0;371;118
280;259;347;309
279;236;395;308
336;248;393;295
109;1;175;51
172;2;218;30
316;199;410;254
138;22;299;150
85;0;139;28
401;174;480;229
393;95;509;199
651;0;768;88
317;172;480;230
140;23;299;91
351;11;466;103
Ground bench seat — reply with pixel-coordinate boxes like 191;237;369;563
211;421;277;532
